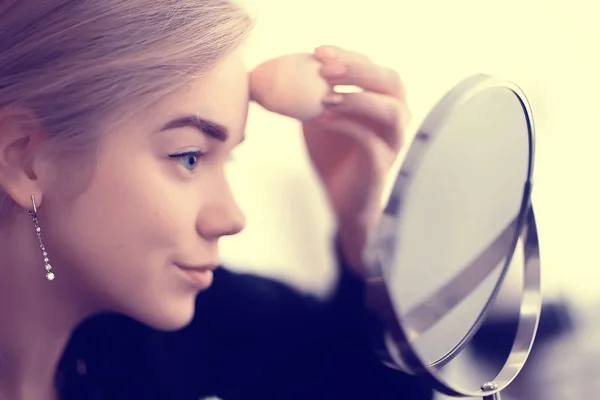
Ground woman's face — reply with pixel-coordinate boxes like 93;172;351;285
41;51;249;330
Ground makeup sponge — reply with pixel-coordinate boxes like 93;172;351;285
249;52;330;121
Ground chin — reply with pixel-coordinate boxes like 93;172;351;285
128;296;198;332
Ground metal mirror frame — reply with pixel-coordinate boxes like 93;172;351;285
363;74;541;398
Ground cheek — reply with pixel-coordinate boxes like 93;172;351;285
44;152;199;281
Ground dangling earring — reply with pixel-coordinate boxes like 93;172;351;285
27;194;55;281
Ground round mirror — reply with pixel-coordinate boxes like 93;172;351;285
364;74;541;399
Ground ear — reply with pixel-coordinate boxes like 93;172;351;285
0;108;49;212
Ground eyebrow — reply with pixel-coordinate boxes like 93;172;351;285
160;115;245;143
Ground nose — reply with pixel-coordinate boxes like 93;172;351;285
196;182;246;240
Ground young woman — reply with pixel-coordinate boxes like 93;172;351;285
0;1;432;399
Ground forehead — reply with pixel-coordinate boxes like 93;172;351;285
154;50;249;142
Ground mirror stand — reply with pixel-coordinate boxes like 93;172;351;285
482;382;502;400
483;394;501;400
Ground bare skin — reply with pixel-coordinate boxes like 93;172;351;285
0;46;408;400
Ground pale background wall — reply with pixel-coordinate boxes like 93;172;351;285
220;0;600;309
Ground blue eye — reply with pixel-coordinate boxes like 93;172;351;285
169;151;204;172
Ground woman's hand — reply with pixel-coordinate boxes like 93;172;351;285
302;46;410;275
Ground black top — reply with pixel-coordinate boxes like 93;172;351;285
57;247;433;400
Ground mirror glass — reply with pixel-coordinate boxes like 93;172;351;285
383;84;531;369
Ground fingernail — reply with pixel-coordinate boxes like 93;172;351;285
316;46;337;59
323;92;344;106
320;64;347;78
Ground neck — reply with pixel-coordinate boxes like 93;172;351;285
0;212;90;400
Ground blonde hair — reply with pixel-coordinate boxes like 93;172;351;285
0;0;253;221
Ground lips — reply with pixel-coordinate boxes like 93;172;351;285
175;263;219;271
175;263;217;289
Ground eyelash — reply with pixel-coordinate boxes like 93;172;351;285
169;150;204;172
168;150;237;174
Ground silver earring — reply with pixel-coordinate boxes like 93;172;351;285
27;194;55;281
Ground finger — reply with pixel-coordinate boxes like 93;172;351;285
323;92;409;151
314;45;372;65
316;117;388;163
321;62;404;99
314;46;404;98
